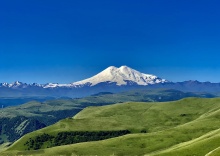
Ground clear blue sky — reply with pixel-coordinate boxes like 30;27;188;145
1;0;220;83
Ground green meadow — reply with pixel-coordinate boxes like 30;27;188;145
2;98;220;155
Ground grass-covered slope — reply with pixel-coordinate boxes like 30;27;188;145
0;89;213;144
3;98;220;155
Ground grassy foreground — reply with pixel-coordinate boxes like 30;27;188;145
2;98;220;155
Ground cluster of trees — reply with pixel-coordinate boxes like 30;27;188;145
53;130;130;146
24;133;53;150
24;130;130;150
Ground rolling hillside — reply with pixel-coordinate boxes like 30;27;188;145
0;89;213;145
2;98;220;155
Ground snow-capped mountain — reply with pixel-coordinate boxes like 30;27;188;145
42;66;167;88
1;65;220;98
0;81;42;88
0;81;26;88
72;66;167;86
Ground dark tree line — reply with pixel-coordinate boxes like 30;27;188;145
24;130;130;150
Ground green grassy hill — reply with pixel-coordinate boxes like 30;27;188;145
0;89;213;144
2;98;220;155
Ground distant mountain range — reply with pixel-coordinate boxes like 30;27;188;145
1;66;220;97
0;66;167;88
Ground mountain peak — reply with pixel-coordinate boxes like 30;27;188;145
119;65;129;68
72;66;167;86
107;66;117;69
14;81;22;84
